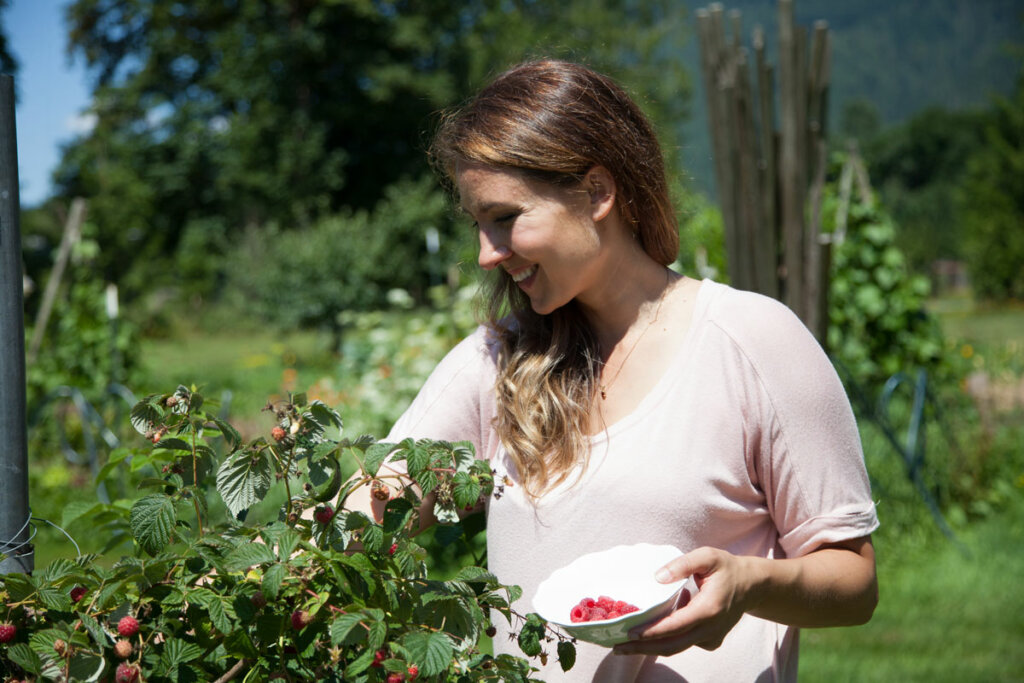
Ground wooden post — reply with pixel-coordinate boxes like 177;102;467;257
0;74;33;574
27;197;87;365
695;0;832;344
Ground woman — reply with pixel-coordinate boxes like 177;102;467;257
374;60;878;681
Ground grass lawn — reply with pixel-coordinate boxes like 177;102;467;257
800;493;1024;681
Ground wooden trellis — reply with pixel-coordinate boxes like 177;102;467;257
696;0;832;342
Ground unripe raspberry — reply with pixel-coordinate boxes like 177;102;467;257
0;622;18;642
115;662;139;683
117;615;139;637
314;505;335;524
250;592;267;609
114;639;133;659
370;480;390;501
271;426;287;441
290;609;312;630
53;639;68;656
70;585;87;603
165;395;180;407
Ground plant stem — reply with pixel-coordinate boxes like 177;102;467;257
192;428;203;538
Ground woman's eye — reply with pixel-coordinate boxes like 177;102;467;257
496;212;518;224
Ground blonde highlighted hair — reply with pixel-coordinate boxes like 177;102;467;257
431;60;678;498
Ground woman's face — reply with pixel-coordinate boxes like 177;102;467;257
456;161;618;315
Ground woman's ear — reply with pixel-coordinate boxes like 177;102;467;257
584;166;617;222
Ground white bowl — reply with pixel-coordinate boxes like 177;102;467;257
532;543;691;647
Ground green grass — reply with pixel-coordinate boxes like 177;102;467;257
928;292;1024;345
800;494;1024;682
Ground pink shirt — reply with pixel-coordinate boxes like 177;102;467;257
387;280;879;682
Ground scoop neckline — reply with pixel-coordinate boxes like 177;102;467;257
589;278;715;444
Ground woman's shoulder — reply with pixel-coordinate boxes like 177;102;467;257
698;280;823;360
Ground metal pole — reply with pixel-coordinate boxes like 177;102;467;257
0;73;33;574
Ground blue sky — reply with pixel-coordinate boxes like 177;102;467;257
7;0;91;208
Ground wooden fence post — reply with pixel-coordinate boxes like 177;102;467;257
696;0;833;344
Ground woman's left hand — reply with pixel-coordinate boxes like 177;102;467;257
612;546;756;656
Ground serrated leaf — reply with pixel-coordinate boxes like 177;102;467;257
363;441;396;477
433;501;459;526
382;498;414;535
5;642;42;675
224;543;276;571
344;644;377;678
210;417;242;449
557;640;577;671
451;441;476;473
262;562;286;599
399;629;453;677
130;397;163;435
68;650;106;682
274;528;300;561
360;523;384;554
37;583;72;611
216;450;272;516
452;472;482;509
129;494;177;556
454;566;497;584
78;612;108;648
154;437;193;452
160;638;203;668
329;612;364;645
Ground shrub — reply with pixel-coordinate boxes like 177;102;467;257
1;387;572;682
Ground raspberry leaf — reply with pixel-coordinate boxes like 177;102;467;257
557;641;577;672
215;449;273;516
399;630;454;678
130;493;177;555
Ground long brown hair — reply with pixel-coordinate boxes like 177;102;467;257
431;60;678;498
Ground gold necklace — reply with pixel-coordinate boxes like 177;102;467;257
598;271;672;400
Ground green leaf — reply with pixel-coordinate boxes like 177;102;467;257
557;640;577;671
382;498;414;535
509;614;545;661
224;543;276;571
452;472;482;509
130;397;163;435
210;417;242;449
216;449;273;516
155;437;194;452
275;528;301;561
262;562;286;599
5;643;42;675
160;638;203;669
363;441;397;476
329;612;365;645
454;566;497;584
433;500;459;526
451;441;476;473
130;494;177;555
399;629;454;677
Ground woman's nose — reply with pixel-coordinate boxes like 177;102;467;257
478;228;512;270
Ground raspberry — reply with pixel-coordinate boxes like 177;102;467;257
371;480;390;501
0;622;15;643
407;665;419;680
117;615;139;637
271;426;287;442
114;639;133;659
70;585;88;603
371;648;387;667
290;610;312;630
314;505;335;524
485;625;497;638
606;610;622;618
251;592;267;609
569;605;587;623
388;543;398;556
386;674;404;683
115;662;139;683
596;595;614;609
570;596;639;622
589;607;609;621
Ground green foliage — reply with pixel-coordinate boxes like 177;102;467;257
824;155;948;389
228;175;454;334
25;230;141;409
2;388;572;681
677;193;728;282
56;0;691;305
959;72;1024;301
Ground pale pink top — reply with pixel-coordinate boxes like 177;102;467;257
387;280;879;682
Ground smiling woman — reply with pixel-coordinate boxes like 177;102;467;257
357;60;881;682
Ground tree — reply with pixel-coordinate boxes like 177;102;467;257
959;70;1024;300
53;0;692;303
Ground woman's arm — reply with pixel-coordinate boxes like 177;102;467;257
613;535;877;656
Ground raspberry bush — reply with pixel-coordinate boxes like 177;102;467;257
0;386;574;681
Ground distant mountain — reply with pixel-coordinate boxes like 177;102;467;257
675;0;1024;196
